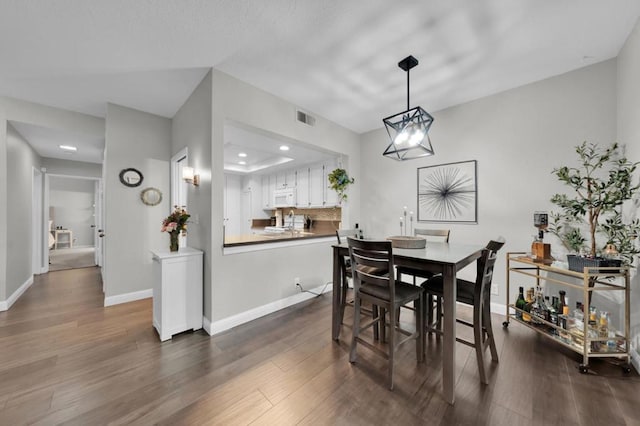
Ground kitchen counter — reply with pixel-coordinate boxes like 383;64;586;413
224;228;335;247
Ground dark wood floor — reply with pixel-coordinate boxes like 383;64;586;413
1;267;639;425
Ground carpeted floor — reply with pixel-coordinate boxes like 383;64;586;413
49;247;96;272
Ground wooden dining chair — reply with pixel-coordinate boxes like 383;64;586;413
348;237;424;389
336;229;360;322
396;228;450;326
397;228;450;284
421;239;504;384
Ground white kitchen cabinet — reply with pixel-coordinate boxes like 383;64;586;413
296;167;310;207
151;247;203;342
275;170;297;188
275;172;287;188
261;175;271;209
309;162;325;207
324;159;339;207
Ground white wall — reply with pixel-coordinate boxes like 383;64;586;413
171;71;213;316
104;103;171;300
5;123;41;299
209;69;361;323
361;59;617;288
616;18;640;354
49;176;95;247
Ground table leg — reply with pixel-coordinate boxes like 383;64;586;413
442;264;456;404
332;246;342;340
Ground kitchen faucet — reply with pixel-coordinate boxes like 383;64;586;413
287;210;296;236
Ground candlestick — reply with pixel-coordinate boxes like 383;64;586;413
409;211;414;235
400;217;403;236
403;207;407;235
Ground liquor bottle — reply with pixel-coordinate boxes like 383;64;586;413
549;296;558;329
544;295;552;323
531;287;544;324
599;311;609;338
523;288;534;323
515;287;526;320
589;306;597;327
559;290;567;312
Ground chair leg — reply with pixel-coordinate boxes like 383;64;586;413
435;296;443;332
387;305;396;390
339;271;349;324
372;304;379;341
349;294;361;363
483;302;499;362
473;302;488;385
380;308;387;343
415;297;424;362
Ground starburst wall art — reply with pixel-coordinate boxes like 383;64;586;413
417;160;477;223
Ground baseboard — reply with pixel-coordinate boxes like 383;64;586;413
631;349;640;374
202;316;213;336
210;283;332;335
491;301;507;317
104;288;152;307
0;276;34;311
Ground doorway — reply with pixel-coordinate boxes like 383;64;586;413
45;174;102;272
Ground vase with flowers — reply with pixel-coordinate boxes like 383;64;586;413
161;206;190;252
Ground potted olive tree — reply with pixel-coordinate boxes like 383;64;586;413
547;142;640;271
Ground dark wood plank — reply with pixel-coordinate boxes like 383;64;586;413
0;267;639;425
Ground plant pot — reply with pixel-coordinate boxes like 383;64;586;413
566;254;622;273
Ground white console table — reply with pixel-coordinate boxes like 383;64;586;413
151;247;203;341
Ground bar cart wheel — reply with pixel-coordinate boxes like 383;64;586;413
502;321;509;328
579;365;589;374
622;364;632;374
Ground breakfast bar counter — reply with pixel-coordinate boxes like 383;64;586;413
224;229;334;247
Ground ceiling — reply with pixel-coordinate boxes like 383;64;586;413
10;121;104;164
224;123;336;174
2;1;639;163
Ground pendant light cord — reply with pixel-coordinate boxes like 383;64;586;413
406;68;410;111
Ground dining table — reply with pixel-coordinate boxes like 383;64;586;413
331;240;484;405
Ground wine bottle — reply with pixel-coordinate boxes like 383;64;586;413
523;288;534;323
559;290;566;312
515;286;526;320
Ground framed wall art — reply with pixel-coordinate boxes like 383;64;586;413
417;160;477;223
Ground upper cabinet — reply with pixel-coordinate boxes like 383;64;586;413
275;170;296;188
308;163;325;207
323;158;338;207
296;167;310;208
259;157;341;210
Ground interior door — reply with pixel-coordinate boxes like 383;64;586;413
94;179;103;267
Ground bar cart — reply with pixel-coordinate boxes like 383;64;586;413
503;252;631;374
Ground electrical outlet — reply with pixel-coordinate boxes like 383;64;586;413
294;277;301;287
491;284;499;296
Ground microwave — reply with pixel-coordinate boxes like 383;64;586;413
273;187;296;208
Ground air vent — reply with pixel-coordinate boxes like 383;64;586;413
296;110;316;126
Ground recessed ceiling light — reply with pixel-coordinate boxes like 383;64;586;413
59;145;77;152
279;145;290;151
238;152;247;158
238;160;247;165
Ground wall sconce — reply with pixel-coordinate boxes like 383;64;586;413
182;166;200;186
